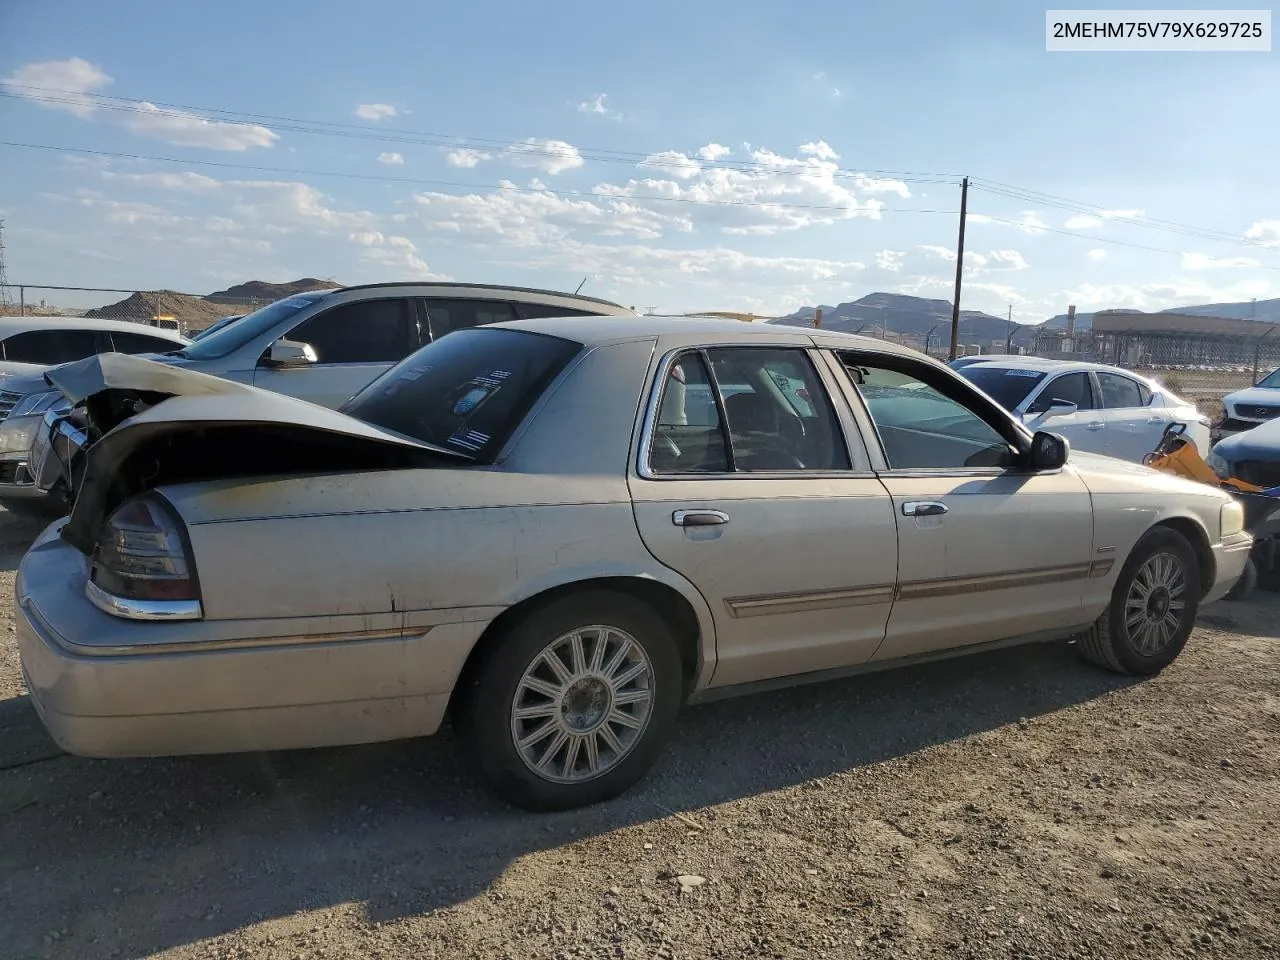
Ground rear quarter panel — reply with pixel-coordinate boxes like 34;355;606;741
161;336;718;679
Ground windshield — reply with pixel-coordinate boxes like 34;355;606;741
181;293;330;360
956;366;1047;411
341;327;582;461
1257;367;1280;389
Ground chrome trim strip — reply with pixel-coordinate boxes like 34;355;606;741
27;595;429;658
725;584;896;618
895;563;1093;601
84;580;203;622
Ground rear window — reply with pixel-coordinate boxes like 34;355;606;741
341;327;582;461
957;366;1047;411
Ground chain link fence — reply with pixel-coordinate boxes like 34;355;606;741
0;284;275;338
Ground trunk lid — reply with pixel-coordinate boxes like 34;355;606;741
44;353;469;554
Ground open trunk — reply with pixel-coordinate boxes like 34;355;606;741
43;353;467;555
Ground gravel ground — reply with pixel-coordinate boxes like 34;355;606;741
1;506;1277;960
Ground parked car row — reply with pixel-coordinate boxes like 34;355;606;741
0;284;636;512
13;300;1254;811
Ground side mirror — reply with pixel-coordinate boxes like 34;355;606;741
1028;430;1069;470
1038;398;1078;419
267;338;317;368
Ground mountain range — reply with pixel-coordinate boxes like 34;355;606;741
776;293;1280;340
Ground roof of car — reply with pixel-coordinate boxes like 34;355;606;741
332;281;633;312
0;316;190;340
482;313;921;356
960;356;1137;375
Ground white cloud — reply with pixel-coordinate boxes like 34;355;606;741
354;103;397;121
445;148;492;169
1;57;109;116
798;140;838;161
875;250;905;272
989;249;1028;270
1065;215;1102;229
1181;251;1260;270
378;152;405;166
101;170;220;190
414;181;687;244
1016;211;1048;235
1087;248;1107;261
503;138;585;175
350;231;385;246
1245;220;1280;247
697;143;732;161
2;58;277;151
577;93;622;120
597;142;894;236
347;231;446;278
638;151;702;180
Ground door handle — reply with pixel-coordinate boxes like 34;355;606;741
672;509;730;527
1147;415;1168;424
1087;420;1105;430
902;501;948;517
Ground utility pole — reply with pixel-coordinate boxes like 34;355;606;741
0;220;11;314
1005;304;1015;352
947;176;969;361
813;306;823;329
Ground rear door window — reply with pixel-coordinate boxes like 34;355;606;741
514;302;598;320
109;331;184;354
422;299;519;340
1094;372;1145;409
0;329;102;364
285;298;414;364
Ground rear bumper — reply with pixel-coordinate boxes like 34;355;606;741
16;524;491;758
1205;532;1255;604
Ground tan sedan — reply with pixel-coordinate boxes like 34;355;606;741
17;318;1252;810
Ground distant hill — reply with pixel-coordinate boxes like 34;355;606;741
205;277;342;306
772;293;1039;347
84;278;344;333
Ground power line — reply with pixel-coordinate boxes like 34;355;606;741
970;177;1273;250
0;140;960;217
0;85;957;185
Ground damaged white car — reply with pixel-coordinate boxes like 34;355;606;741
17;317;1252;811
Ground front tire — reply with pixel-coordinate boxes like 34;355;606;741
1077;527;1202;675
456;590;684;812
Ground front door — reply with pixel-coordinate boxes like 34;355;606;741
830;351;1096;661
1022;371;1106;456
254;297;417;408
628;344;899;689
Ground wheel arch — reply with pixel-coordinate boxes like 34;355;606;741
1149;514;1215;597
445;573;714;722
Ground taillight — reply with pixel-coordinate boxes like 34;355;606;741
87;494;202;619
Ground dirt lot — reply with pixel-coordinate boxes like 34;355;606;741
1;508;1277;960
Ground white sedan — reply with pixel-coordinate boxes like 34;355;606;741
955;358;1212;462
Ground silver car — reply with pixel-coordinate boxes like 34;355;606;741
17;317;1252;811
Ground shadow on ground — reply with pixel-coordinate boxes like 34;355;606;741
0;636;1143;959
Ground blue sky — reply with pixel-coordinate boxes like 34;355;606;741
1;0;1277;320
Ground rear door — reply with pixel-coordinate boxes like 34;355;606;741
254;297;416;408
1093;371;1160;461
1022;371;1105;455
628;343;899;689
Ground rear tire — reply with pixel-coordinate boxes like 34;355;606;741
455;590;684;812
1076;527;1201;676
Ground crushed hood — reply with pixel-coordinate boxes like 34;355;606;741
47;353;469;554
1214;417;1280;463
